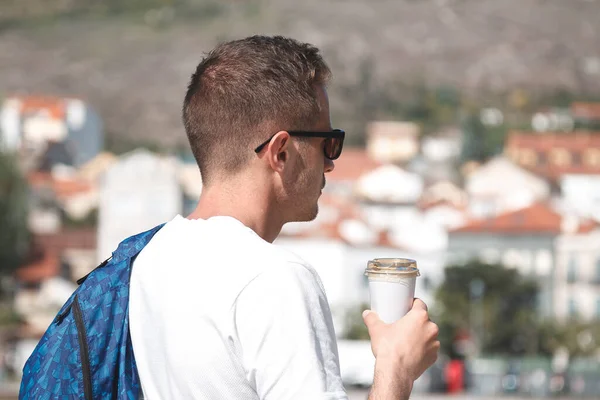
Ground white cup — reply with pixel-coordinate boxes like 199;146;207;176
365;258;420;324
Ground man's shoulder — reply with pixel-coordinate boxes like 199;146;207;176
138;215;319;285
244;247;325;297
254;241;318;277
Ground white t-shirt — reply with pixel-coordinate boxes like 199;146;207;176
129;215;348;400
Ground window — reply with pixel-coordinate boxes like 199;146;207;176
567;256;577;283
549;148;572;167
480;248;501;265
535;250;552;276
503;249;521;269
583;149;600;168
519;149;538;167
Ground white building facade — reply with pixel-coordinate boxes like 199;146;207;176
97;149;182;262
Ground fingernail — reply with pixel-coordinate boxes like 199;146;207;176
362;310;371;318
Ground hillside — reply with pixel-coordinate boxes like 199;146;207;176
1;0;599;148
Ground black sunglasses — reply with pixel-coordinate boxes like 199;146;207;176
254;129;345;160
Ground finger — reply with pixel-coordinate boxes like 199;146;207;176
428;346;440;366
427;341;441;358
429;321;440;338
362;310;384;330
412;298;428;312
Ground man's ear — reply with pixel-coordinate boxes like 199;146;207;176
266;131;291;173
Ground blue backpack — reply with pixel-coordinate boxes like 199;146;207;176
19;223;164;400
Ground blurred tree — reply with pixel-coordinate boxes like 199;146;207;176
543;88;575;109
459;110;506;163
538;319;600;358
375;81;462;137
0;152;30;288
459;111;488;163
62;208;98;228
342;302;370;340
104;133;165;155
433;261;540;357
401;82;432;124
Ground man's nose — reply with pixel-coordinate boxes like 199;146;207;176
324;158;335;173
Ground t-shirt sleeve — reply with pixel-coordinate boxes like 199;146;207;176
233;262;348;400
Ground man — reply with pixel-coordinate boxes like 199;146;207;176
129;35;439;399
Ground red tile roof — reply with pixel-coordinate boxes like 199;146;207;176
506;131;600;151
15;229;97;284
15;250;60;284
417;198;467;212
16;96;67;120
451;203;596;235
280;194;408;248
505;131;600;179
571;102;600;120
327;148;382;182
34;229;97;253
27;172;93;199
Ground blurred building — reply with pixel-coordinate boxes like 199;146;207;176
0;96;103;170
27;169;97;230
418;181;468;230
97;149;182;262
352;165;449;254
554;228;600;321
571;102;600;129
419;180;468;210
14;228;96;335
560;174;600;221
464;157;550;219
419;128;463;183
355;164;423;204
325;148;382;198
366;121;420;165
77;152;118;183
505;131;600;182
531;108;574;133
448;203;597;319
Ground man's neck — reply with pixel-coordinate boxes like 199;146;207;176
187;180;284;243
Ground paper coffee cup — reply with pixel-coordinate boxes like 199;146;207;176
365;258;420;324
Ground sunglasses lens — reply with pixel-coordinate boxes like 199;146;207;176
324;137;343;160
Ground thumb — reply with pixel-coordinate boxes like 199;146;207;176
362;309;383;331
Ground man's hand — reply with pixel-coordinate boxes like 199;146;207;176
363;298;440;382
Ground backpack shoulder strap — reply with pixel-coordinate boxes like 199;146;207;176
77;223;165;285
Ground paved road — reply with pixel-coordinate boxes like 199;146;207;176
346;389;593;400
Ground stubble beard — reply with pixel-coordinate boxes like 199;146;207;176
299;173;324;222
284;158;321;223
289;190;319;223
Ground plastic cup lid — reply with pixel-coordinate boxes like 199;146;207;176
364;258;420;277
